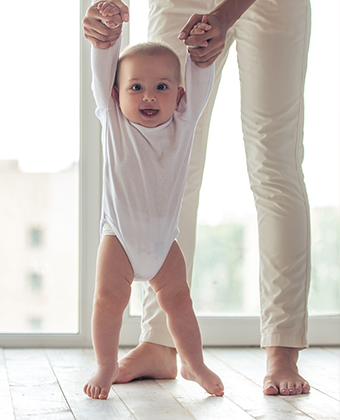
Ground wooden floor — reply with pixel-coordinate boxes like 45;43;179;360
0;346;339;420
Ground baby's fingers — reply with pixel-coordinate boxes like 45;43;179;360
104;20;121;28
98;2;120;17
101;13;123;26
104;5;120;17
194;22;211;31
189;20;211;37
190;27;206;36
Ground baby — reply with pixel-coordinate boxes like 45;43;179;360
84;1;224;399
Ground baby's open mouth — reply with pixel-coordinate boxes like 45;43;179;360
140;108;159;117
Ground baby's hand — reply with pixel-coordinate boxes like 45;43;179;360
97;1;120;27
189;15;211;47
189;21;211;36
97;1;120;17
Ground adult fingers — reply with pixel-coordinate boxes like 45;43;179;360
84;31;121;49
83;21;122;47
111;0;129;22
188;37;224;66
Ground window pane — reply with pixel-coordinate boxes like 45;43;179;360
0;1;79;333
192;0;339;317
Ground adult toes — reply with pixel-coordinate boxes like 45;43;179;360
263;380;279;395
279;382;290;395
302;383;310;394
288;382;296;395
294;384;303;395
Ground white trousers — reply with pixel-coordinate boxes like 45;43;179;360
140;0;311;349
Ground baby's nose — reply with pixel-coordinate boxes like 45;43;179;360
143;90;156;101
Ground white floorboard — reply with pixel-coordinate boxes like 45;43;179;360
0;347;338;420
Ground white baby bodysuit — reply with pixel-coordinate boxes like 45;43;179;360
91;36;214;281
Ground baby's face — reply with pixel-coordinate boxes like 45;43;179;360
113;53;184;128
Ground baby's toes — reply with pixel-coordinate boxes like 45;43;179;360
213;383;224;396
99;387;110;399
205;381;224;396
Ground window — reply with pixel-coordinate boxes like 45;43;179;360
0;0;338;348
28;272;43;293
28;317;43;332
0;0;83;343
28;228;43;248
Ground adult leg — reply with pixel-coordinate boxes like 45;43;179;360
149;242;224;396
235;0;311;395
84;235;134;398
140;0;231;347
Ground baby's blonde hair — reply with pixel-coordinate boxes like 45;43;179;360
115;41;182;86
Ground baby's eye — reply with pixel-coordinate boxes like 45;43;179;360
131;84;143;91
157;83;168;91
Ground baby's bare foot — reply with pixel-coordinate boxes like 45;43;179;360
84;364;118;399
263;347;310;396
115;342;177;383
181;363;224;396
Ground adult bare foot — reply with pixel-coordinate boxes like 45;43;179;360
181;362;224;396
263;347;310;396
115;342;177;383
84;364;118;399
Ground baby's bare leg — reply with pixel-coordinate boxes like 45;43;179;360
83;236;133;399
149;242;224;396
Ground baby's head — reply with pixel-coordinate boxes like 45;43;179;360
112;42;184;128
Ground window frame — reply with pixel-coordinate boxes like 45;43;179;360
119;314;340;347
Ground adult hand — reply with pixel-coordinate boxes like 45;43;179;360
178;13;228;67
83;0;129;49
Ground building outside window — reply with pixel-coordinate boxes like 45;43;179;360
28;228;43;248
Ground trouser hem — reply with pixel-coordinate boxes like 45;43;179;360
261;334;309;350
139;328;175;349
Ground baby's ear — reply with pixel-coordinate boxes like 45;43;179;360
112;85;120;106
176;87;185;108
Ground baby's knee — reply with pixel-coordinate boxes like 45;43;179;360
94;283;130;313
158;285;192;314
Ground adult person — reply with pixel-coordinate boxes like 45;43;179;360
83;0;311;396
